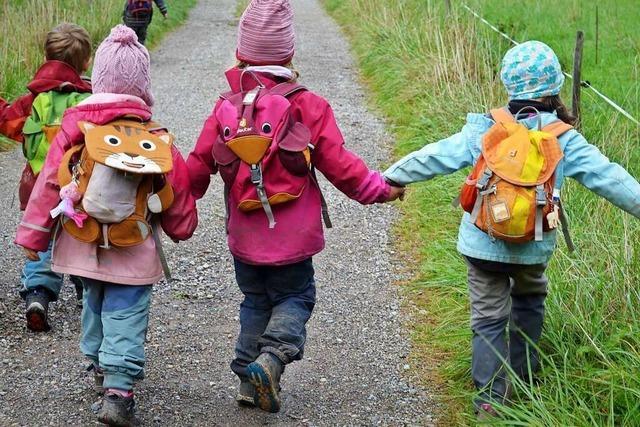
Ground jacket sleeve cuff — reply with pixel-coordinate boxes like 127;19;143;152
352;171;391;205
15;222;52;252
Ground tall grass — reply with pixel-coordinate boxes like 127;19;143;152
323;0;640;425
0;0;197;150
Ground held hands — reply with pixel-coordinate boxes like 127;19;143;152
386;184;406;202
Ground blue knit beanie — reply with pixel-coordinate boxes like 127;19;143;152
500;41;565;100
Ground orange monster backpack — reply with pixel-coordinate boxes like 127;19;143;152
459;108;574;244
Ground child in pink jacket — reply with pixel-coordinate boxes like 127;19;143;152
187;0;403;414
16;26;197;426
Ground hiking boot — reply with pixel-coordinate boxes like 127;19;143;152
25;288;51;332
476;403;499;421
247;352;283;413
70;276;84;308
96;391;138;427
236;379;255;407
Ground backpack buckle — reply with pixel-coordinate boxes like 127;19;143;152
476;168;493;190
250;164;263;186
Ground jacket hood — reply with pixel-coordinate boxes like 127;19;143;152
224;67;288;93
60;96;152;146
27;60;92;95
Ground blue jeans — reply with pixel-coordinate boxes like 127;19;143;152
466;259;548;410
81;278;152;390
20;242;64;301
231;258;316;379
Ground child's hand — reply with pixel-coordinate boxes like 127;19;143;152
386;185;406;202
22;247;39;261
163;12;168;19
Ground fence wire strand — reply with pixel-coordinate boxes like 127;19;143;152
461;3;639;125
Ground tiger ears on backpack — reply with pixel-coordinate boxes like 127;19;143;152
78;121;95;134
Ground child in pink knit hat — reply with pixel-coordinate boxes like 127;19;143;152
16;24;197;426
92;24;155;106
188;0;404;414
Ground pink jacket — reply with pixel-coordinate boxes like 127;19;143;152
15;93;198;285
187;68;390;266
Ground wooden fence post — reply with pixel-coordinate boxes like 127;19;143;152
445;0;451;15
572;30;585;126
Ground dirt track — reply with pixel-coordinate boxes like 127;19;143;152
0;1;435;425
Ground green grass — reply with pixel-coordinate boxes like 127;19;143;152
323;0;640;425
236;0;250;17
0;0;197;150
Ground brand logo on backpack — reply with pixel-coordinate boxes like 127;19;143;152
55;119;175;249
211;75;331;229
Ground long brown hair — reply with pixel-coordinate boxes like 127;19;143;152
541;95;577;126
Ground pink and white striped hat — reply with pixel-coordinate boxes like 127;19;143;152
236;0;295;66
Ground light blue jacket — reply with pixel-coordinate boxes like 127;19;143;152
384;111;640;265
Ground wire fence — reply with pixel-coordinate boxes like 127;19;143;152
461;3;640;125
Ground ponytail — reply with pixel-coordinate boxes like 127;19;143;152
541;95;577;126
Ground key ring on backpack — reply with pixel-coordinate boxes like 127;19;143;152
515;106;542;131
240;69;266;93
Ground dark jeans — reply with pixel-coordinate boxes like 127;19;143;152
465;258;548;410
231;258;316;379
127;23;149;45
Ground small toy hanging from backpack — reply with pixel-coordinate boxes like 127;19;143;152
211;71;331;229
126;0;153;16
56;118;175;249
458;107;574;248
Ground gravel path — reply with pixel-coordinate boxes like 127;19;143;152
0;0;436;425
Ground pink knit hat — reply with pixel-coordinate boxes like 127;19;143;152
92;25;154;106
237;0;295;66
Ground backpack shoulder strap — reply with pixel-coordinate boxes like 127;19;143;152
542;120;573;138
489;107;516;124
270;83;307;98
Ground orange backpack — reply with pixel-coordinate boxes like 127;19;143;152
459;108;573;245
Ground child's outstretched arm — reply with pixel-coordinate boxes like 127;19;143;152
295;93;392;204
383;125;477;186
563;132;640;218
0;93;35;143
154;0;168;17
186;112;220;199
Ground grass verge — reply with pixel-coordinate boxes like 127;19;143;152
323;0;640;425
0;0;197;151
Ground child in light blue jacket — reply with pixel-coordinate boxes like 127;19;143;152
384;41;640;417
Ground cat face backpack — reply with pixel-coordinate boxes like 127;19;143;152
212;73;331;229
55;118;175;249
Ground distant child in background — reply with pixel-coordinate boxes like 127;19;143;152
16;25;197;425
187;0;404;414
123;0;168;45
383;40;640;419
0;23;92;332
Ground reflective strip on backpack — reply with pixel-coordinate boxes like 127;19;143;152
534;185;546;242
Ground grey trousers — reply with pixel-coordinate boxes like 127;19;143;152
465;258;548;409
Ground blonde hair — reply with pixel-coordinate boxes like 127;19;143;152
236;61;300;82
45;23;92;73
